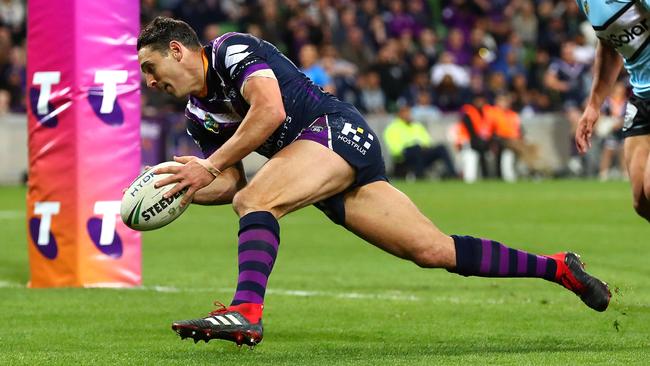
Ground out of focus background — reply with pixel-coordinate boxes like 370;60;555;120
0;0;630;184
2;1;650;365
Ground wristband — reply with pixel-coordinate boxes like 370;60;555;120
196;159;222;178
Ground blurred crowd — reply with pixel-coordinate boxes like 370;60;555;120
0;0;629;180
0;0;25;115
138;0;626;180
139;0;602;117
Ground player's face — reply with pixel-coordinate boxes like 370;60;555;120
138;46;191;98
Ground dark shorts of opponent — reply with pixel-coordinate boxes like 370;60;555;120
623;95;650;138
295;106;387;225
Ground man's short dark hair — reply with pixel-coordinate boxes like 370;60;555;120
137;16;202;54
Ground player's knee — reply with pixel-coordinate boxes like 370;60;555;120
408;241;445;268
232;188;277;217
232;188;260;216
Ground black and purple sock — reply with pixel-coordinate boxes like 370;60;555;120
231;211;280;306
450;235;557;281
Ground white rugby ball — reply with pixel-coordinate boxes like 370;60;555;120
120;161;189;231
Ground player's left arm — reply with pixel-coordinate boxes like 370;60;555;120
156;76;285;206
192;161;247;205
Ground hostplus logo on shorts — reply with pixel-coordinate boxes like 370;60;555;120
338;122;374;155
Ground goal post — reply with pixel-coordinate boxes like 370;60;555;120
26;0;142;287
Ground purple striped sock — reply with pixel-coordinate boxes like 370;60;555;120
451;235;557;281
231;212;280;306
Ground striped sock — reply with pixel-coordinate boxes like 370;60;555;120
231;211;280;306
450;235;557;281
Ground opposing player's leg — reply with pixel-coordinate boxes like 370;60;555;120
172;139;355;346
624;135;650;221
341;181;611;311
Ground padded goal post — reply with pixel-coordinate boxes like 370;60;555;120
26;0;142;287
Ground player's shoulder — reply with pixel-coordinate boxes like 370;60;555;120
211;33;262;61
578;0;641;26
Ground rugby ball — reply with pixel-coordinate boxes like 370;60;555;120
120;161;189;231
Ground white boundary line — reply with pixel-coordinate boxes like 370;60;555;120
0;280;420;301
0;281;523;304
0;210;24;219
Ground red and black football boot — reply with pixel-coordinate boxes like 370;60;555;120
548;252;611;312
171;302;263;347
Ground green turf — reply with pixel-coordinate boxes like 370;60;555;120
1;181;649;365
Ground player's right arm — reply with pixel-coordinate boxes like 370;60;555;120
181;115;246;205
576;40;624;153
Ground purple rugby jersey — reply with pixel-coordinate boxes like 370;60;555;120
185;32;346;158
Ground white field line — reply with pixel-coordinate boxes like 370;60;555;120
0;280;22;288
109;285;421;302
0;210;24;220
3;280;648;307
0;281;516;304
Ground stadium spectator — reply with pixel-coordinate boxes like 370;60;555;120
0;0;24;39
445;27;472;66
384;0;420;38
407;0;432;31
338;26;375;71
467;26;497;65
485;71;508;103
510;73;536;115
5;44;24;112
384;104;456;179
431;51;470;90
545;41;589;112
141;0;164;25
488;93;546;179
536;0;566;57
545;40;590;175
356;0;380;31
201;23;220;44
371;39;408;111
368;13;388;49
510;0;538;47
441;0;481;38
332;6;358;48
358;71;386;115
417;28;439;65
410;91;442;123
257;0;284;50
0;88;10;115
299;44;335;94
434;74;470;113
398;71;434;108
467;73;487;100
491;33;526;84
455;95;495;179
320;44;358;105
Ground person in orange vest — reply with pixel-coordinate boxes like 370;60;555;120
486;93;545;179
456;94;496;178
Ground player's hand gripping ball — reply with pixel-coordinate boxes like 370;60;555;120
120;161;189;231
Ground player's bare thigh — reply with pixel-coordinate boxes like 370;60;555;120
231;140;355;218
342;180;456;268
624;135;650;205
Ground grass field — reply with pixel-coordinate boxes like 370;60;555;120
1;181;649;365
